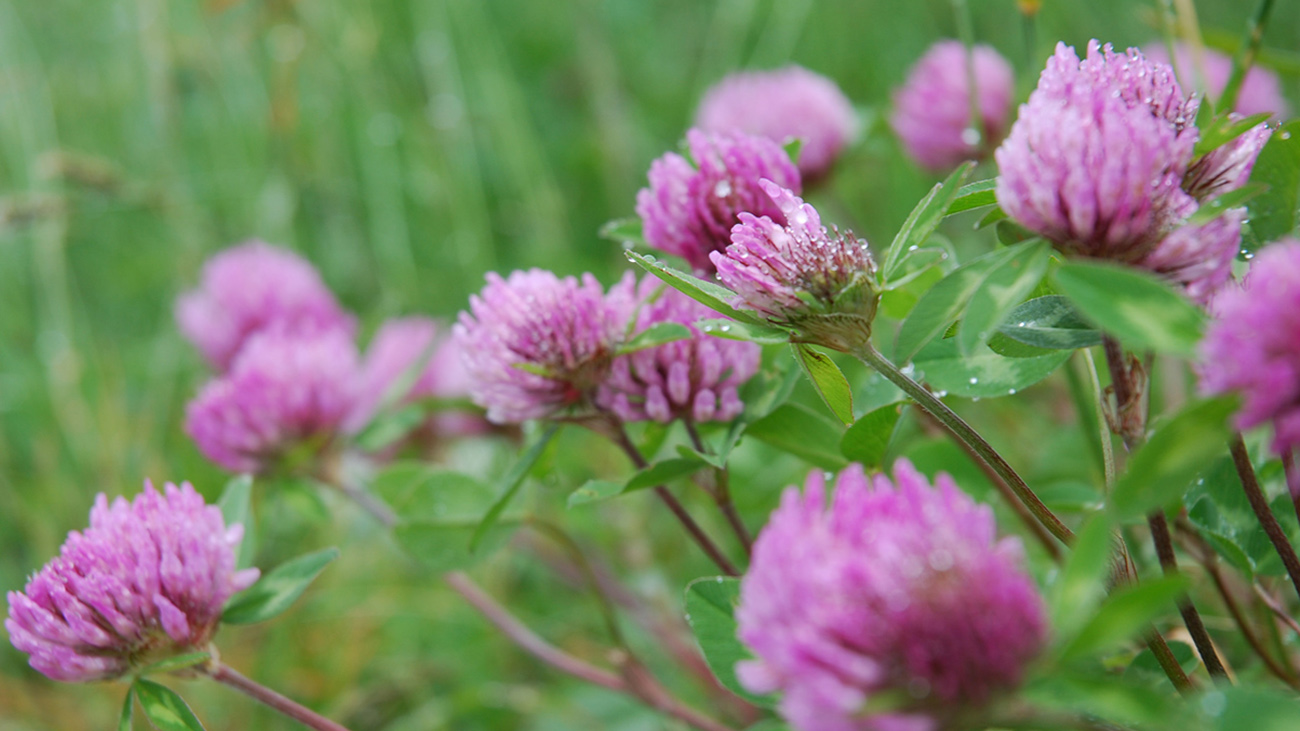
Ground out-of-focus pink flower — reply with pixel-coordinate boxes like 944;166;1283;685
1145;42;1290;120
6;481;259;682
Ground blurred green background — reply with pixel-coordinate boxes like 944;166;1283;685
1;0;1296;728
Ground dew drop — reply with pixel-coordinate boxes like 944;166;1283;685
714;180;733;197
1008;388;1017;395
1281;131;1292;141
968;377;978;384
960;127;981;146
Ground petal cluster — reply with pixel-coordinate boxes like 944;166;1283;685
6;481;259;682
454;269;636;424
637;129;801;273
1145;42;1290;119
736;461;1047;731
597;278;760;424
696;66;857;181
176;241;354;371
185;329;361;473
891;40;1015;172
1198;240;1300;454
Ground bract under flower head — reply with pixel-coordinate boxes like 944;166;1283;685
175;241;355;371
712;180;878;352
6;481;259;682
696;66;857;181
454;269;636;425
736;460;1046;731
637;129;801;274
597;277;760;424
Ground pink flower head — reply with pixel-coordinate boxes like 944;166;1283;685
1199;240;1300;454
176;241;355;371
891;40;1015;172
454;269;636;425
1184;121;1273;202
737;460;1047;731
1140;209;1246;305
185;328;361;474
996;41;1199;263
597;277;760;424
6;481;259;682
637;129;801;274
712;180;878;351
1145;42;1290;120
696;66;857;181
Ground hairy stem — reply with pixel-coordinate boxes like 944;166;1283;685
1229;434;1300;605
207;662;353;731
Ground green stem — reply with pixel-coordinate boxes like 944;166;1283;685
1218;0;1276;114
950;0;984;151
853;344;1073;546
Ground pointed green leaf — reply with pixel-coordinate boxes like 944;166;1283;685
217;475;253;566
745;403;847;470
975;205;1008;229
222;547;339;625
134;679;206;731
567;457;706;507
881;161;973;282
957;239;1052;355
1049;514;1115;642
1054;260;1205;356
839;404;901;468
1194;111;1274;157
1061;575;1190;661
945;177;997;215
471;423;559;551
119;686;135;731
911;337;1069;398
997;295;1103;350
1187;182;1268;225
684;577;775;707
617;322;693;355
1247;119;1300;243
355;402;429;452
793;344;854;424
697;318;792;345
626;251;765;325
599;217;646;247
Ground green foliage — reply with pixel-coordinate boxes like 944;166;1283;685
698;318;792;345
956;239;1051;355
683;577;774;707
880;162;973;283
997;295;1102;350
568;457;704;507
625;251;763;325
1246;120;1300;243
471;423;559;551
1060;575;1190;661
222;547;340;625
217;475;253;566
911;336;1070;398
793;344;854;424
118;687;134;731
1054;261;1206;355
839;404;901;468
132;680;206;731
616;322;693;355
744;403;848;470
944;178;997;215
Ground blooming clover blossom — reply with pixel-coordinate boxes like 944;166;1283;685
176;241;355;371
1145;42;1291;119
185;328;361;474
695;66;857;180
6;481;259;682
454;269;636;425
736;461;1047;731
597;277;760;424
890;40;1015;172
637;129;801;274
1198;240;1300;454
711;180;878;351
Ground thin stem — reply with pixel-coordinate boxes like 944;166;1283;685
1229;433;1300;605
525;519;627;647
854;344;1073;545
207;662;354;731
1254;582;1300;637
684;421;752;555
1148;512;1229;680
1282;450;1300;527
950;0;984;150
1081;349;1117;490
1145;631;1196;694
1218;0;1277;114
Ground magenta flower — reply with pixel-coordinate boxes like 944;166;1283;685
1184;121;1272;202
711;180;878;351
891;40;1015;172
176;241;355;371
597;277;760;424
637;129;801;274
454;269;636;425
1199;240;1300;454
6;481;259;682
696;66;857;181
185;329;361;474
1145;42;1290;120
736;460;1047;731
1140;209;1245;305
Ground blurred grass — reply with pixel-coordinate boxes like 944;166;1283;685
1;0;1297;728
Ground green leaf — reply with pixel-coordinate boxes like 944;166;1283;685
975;205;1008;229
119;686;135;731
945;177;997;215
626;251;764;325
471;423;559;551
697;318;791;345
222;547;339;625
1054;260;1205;356
793;344;854;425
1049;514;1115;642
957;239;1052;355
1125;640;1198;682
1247;120;1300;243
745;403;847;470
683;577;775;707
599;217;646;247
881;161;973;282
136;652;211;677
839;404;901;468
911;337;1070;399
566;480;626;507
1109;397;1236;520
1194;111;1273;157
782;137;803;166
567;457;705;507
372;465;496;521
1187;182;1268;225
617;322;693;354
217;475;252;566
134;679;206;731
1211;686;1300;731
1061;575;1190;661
997;295;1103;350
355;402;429;451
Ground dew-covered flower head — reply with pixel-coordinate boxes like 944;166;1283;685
637;129;801;274
176;241;355;371
597;277;760;424
696;66;857;181
891;40;1015;172
1199;240;1300;454
454;269;636;425
736;460;1047;731
1145;42;1290;120
6;481;259;682
712;180;878;352
185;328;361;474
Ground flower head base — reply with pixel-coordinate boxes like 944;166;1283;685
712;180;878;352
637;129;802;274
6;481;259;682
597;278;760;424
1199;240;1300;454
1145;42;1290;120
891;41;1015;172
455;269;636;425
176;241;355;371
185;329;361;474
696;66;857;181
737;461;1046;731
